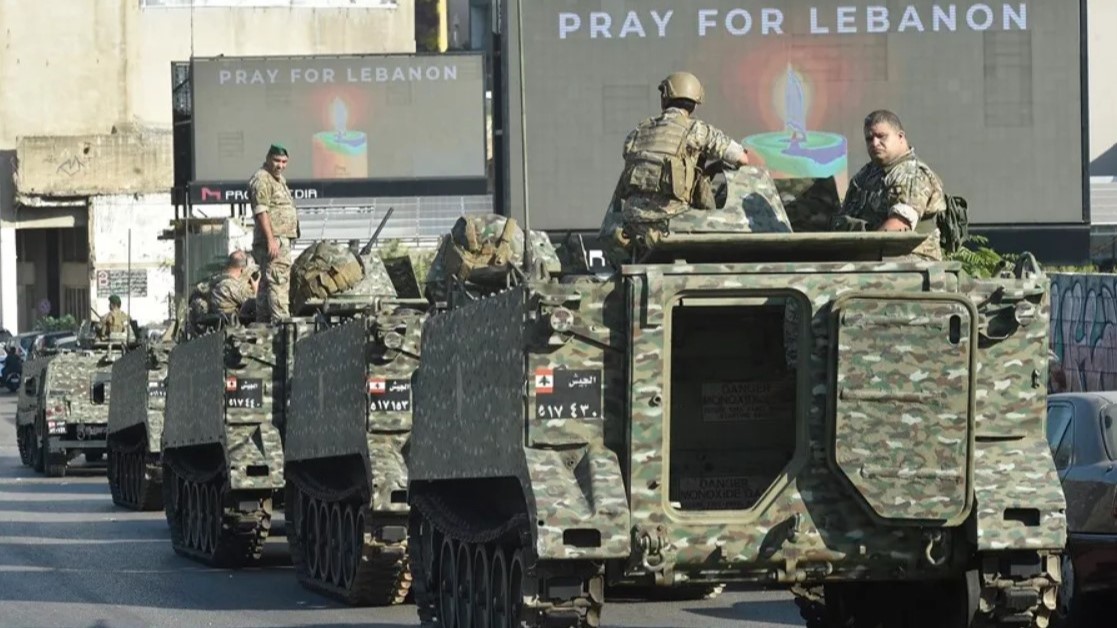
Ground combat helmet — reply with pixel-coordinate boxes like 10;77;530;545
659;71;704;105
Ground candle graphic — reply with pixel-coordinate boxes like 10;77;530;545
312;96;369;179
742;65;849;197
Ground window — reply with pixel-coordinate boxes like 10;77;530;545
1047;403;1074;470
1102;406;1117;461
60;228;89;263
63;287;90;322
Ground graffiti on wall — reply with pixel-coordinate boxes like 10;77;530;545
1050;273;1117;392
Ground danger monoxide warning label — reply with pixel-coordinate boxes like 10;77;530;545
700;380;792;422
676;476;767;511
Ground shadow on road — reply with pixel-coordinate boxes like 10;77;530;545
684;599;803;625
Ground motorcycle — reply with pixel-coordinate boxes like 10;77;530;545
2;351;22;392
3;369;20;392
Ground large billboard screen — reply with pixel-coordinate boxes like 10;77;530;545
501;1;1083;231
190;53;488;202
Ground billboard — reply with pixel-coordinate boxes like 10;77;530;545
189;53;488;202
501;1;1084;231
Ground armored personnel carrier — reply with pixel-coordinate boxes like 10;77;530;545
282;235;434;605
106;334;176;510
160;311;309;566
15;353;61;468
405;167;1065;627
15;327;132;477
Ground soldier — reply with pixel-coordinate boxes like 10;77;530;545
248;143;301;323
832;109;947;260
99;295;131;339
603;71;751;251
209;250;259;321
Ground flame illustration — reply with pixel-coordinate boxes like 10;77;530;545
783;65;807;140
331;97;349;137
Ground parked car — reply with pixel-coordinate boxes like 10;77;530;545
1046;392;1117;625
6;332;41;358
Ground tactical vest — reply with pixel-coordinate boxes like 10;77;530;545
290;241;366;312
620;114;698;205
442;215;520;284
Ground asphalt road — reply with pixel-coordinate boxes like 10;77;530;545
0;393;804;627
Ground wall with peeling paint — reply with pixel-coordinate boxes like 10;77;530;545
0;1;416;148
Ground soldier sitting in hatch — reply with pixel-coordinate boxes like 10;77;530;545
208;250;260;324
602;71;751;255
98;295;131;340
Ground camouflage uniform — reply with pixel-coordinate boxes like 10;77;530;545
615;107;745;222
209;272;256;318
248;167;300;322
100;308;131;337
833;149;946;260
600;108;745;258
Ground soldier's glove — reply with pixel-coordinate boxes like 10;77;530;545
831;216;869;232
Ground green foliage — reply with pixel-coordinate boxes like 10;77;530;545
946;235;1016;278
947;235;1102;277
1045;263;1101;274
34;315;79;333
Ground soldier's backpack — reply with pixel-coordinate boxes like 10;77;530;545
937;194;970;255
441;214;522;285
188;280;213;319
290;241;366;311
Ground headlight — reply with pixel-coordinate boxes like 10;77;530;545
548;307;574;333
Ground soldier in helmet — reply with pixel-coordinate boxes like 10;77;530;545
605;71;751;248
99;295;131;339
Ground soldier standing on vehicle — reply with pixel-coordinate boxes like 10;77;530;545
209;250;259;321
832;109;947;261
99;295;131;339
249;143;300;322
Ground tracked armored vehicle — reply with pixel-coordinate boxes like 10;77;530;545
405;167;1065;627
160;315;309;566
15;330;130;477
282;237;433;605
107;336;176;510
15;353;61;468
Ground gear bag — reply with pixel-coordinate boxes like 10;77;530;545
936;194;970;255
290;241;366;309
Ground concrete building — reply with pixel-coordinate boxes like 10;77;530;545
0;0;416;333
1087;1;1117;262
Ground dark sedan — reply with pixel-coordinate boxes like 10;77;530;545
1047;392;1117;624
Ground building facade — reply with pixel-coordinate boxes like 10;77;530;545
0;0;416;332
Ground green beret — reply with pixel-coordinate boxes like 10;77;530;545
109;294;121;305
267;143;288;157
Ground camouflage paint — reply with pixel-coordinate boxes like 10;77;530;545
15;355;56;428
285;306;426;514
163;323;306;490
410;236;1064;585
108;341;173;452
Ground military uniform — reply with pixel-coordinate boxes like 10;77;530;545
615;107;745;223
100;308;131;337
209;272;256;317
834;149;946;261
248;165;300;322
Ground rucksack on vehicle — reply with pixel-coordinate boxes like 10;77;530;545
290;241;366;312
937;195;969;255
441;214;521;285
188;280;213;319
